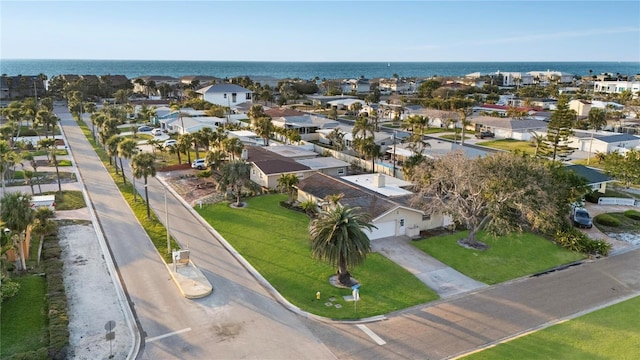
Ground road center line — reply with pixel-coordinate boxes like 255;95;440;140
146;327;192;343
356;324;386;345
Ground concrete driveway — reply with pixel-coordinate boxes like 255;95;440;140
371;236;487;298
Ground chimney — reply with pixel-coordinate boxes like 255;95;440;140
373;173;385;188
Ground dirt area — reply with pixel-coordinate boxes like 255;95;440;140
160;169;226;206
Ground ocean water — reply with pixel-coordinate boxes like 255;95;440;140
1;59;638;81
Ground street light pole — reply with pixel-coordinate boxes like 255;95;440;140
165;184;170;255
392;130;397;178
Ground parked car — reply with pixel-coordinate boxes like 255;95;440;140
137;126;153;132
572;207;593;229
191;158;211;170
163;139;177;148
151;128;163;136
475;130;495;139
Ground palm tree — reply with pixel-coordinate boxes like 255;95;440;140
218;160;252;206
529;132;546;159
170;102;186;135
118;138;138;185
221;137;244;160
178;133;193;164
326;128;345;151
38;137;62;194
106;135;123;174
352;116;375;140
309;205;375;286
131;152;157;218
1;192;34;271
252;116;274;146
277;173;299;204
205;149;225;174
0;140;15;196
31;207;56;265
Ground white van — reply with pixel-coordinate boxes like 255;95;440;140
30;195;56;212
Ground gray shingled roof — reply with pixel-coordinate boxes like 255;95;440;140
565;165;613;185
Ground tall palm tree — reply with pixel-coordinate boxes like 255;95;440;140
106;135;123;174
37;138;62;194
218;160;252;206
170;102;186;135
252;116;274;146
1;192;34;271
529;132;546;159
118;138;138;185
177;133;193;164
131;152;157;218
277;173;299;204
31;207;56;265
221;137;244;160
309;205;375;286
327;128;345;151
352;116;375;140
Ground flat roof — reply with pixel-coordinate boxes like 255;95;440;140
341;173;413;198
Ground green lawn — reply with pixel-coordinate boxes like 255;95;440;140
412;231;585;284
196;195;439;319
0;275;49;357
477;138;535;155
44;190;86;210
464;295;640;360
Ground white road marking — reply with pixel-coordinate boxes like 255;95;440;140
356;324;386;345
146;327;192;343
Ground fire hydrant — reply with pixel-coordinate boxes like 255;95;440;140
316;291;321;300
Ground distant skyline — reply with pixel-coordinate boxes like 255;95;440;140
1;1;639;63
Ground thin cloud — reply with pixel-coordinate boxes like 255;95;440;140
474;27;640;45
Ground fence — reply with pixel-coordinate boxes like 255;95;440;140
311;143;404;179
597;197;638;206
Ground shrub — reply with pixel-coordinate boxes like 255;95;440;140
1;278;21;302
594;214;620;227
553;227;611;256
623;209;640;220
197;170;212;178
584;191;602;204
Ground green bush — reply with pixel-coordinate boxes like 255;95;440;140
624;209;640;220
585;191;602;204
1;278;21;301
594;213;621;227
41;237;69;359
197;170;212;178
553;227;611;256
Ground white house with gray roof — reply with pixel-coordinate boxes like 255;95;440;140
573;132;640;154
196;84;253;108
471;116;548;141
271;114;339;141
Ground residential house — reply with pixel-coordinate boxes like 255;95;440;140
179;75;219;87
527;70;575;84
471;116;548;141
593;80;640;96
132;75;180;96
297;172;449;240
339;78;371;94
196;84;253;108
573;132;640;154
316;125;392;150
0;75;47;100
569;99;592;117
404;106;458;128
379;78;413;94
295;157;350;177
244;146;314;189
271;114;339;142
326;98;366;111
565;165;614;194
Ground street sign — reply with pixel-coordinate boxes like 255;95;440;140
104;320;116;332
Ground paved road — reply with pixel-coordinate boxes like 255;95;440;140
58;106;336;359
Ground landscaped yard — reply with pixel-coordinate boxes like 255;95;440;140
196;194;439;319
477;138;535;155
411;231;585;284
463;295;640;359
0;275;48;357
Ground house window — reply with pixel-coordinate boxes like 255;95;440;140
246;93;251;100
399;219;405;226
337;168;345;175
259;173;263;179
252;169;255;175
422;214;431;221
223;93;227;99
232;93;237;102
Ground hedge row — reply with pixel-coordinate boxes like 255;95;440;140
7;236;69;360
594;214;621;227
554;227;611;257
624;209;640;220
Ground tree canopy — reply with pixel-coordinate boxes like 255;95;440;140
411;151;580;249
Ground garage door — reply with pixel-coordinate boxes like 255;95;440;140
367;221;395;240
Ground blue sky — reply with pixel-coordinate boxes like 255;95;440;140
1;1;639;62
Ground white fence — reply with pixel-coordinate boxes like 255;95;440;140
597;197;638;206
